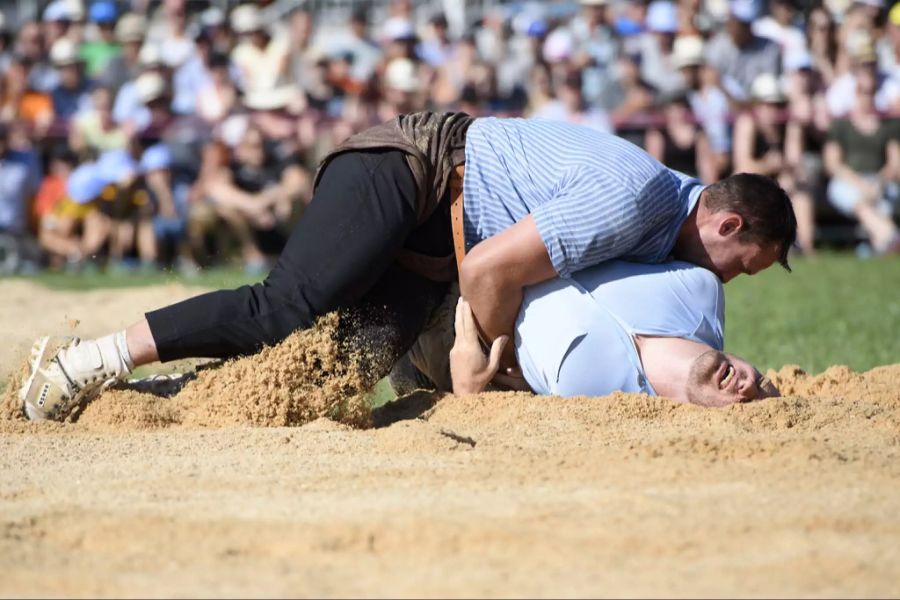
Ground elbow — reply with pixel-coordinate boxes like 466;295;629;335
459;245;494;295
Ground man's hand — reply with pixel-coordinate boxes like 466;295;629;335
450;298;508;395
458;215;556;369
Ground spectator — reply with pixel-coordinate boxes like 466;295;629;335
705;0;782;104
531;70;612;133
70;85;128;156
806;5;839;86
230;3;289;93
37;148;108;269
645;92;718;183
825;54;900;253
784;52;831;255
147;0;196;71
0;123;41;238
17;21;57;93
195;52;237;124
99;13;146;95
113;45;166;132
80;0;120;77
826;35;900;117
824;59;900;255
733;73;790;182
93;148;158;270
673;35;732;176
1;55;54;134
570;0;621;111
753;0;808;72
49;38;93;121
41;1;73;51
330;8;381;86
418;14;453;68
206;124;302;273
639;1;685;97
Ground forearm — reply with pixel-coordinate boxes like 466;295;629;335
458;268;522;366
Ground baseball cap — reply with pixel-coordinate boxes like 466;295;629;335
646;1;679;34
43;1;72;22
88;1;117;24
729;0;758;23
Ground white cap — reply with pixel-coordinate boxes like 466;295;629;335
384;58;420;92
542;28;574;63
200;6;225;28
750;72;785;103
230;4;263;34
43;0;72;22
729;0;758;23
50;38;80;66
135;72;168;104
382;18;416;41
646;1;679;34
672;35;705;68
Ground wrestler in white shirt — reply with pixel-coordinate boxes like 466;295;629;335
448;260;778;407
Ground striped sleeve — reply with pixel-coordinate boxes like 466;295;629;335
531;167;644;278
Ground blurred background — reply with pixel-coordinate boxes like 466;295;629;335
0;0;898;278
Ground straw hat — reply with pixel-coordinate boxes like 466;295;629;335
115;13;146;43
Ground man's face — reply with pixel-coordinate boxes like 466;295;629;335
688;213;781;282
688;350;778;407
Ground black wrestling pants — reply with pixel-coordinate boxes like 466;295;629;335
146;150;451;372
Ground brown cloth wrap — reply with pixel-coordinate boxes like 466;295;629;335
313;111;474;282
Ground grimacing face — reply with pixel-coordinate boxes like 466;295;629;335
687;350;779;407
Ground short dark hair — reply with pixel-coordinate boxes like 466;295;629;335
702;173;797;271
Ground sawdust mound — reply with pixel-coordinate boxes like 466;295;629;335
5;313;381;431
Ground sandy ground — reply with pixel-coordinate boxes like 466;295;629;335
2;280;899;598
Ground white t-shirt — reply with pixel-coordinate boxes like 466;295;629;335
515;260;724;397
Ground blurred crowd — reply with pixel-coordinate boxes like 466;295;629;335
1;0;900;276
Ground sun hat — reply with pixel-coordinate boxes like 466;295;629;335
115;13;146;42
384;58;420;92
49;38;81;66
729;0;758;23
672;35;705;68
230;4;263;34
750;72;786;103
134;71;168;104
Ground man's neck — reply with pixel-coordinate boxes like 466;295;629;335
634;336;704;402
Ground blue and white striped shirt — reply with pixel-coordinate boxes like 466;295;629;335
463;117;705;277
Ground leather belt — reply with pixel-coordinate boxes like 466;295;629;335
449;164;466;274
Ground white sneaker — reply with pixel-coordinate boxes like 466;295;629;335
19;336;124;421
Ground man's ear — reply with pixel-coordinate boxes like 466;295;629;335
717;213;744;237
